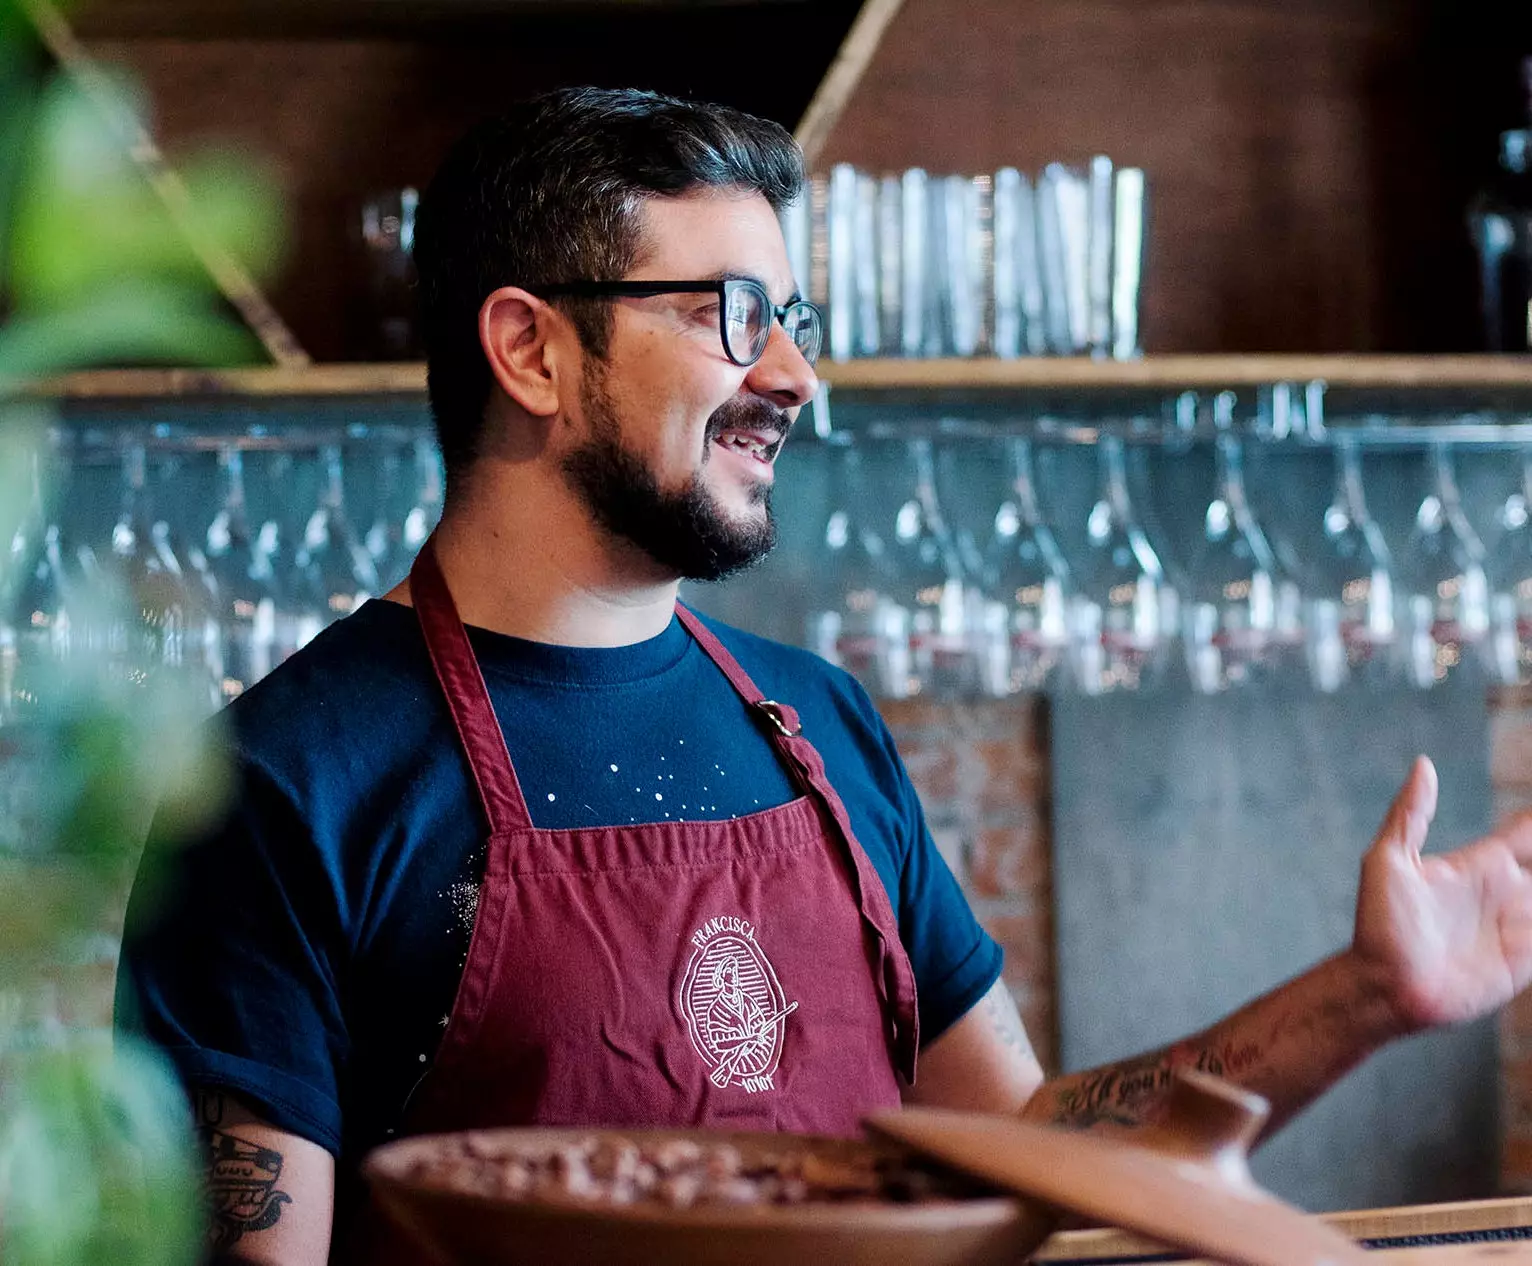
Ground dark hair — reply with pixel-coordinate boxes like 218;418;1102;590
413;86;804;481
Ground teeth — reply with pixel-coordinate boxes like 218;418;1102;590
719;433;768;458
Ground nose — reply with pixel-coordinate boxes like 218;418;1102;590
743;321;819;412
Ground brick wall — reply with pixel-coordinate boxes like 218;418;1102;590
887;688;1532;1193
881;695;1057;1073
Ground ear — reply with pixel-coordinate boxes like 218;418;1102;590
477;286;568;418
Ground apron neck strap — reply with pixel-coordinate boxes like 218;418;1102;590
674;603;805;743
409;538;533;835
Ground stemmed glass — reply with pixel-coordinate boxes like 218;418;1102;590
1072;434;1169;694
204;447;281;701
292;445;378;649
363;442;408;594
1;445;80;723
101;444;220;708
1486;447;1532;684
1182;393;1282;693
806;444;911;699
887;439;979;698
1397;444;1491;689
1304;439;1395;692
978;438;1071;694
400;435;445;566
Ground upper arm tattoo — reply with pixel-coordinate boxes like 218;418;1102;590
194;1090;292;1252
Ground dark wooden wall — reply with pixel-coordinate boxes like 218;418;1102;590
88;3;860;361
821;0;1532;355
88;0;1532;359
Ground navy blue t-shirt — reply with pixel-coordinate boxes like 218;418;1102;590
117;599;1001;1169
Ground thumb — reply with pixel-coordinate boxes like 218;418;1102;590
1375;755;1438;862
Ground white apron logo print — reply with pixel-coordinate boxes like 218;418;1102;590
680;916;797;1093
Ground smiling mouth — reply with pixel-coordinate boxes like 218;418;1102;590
712;428;784;465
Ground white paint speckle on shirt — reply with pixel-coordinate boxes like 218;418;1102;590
655;792;663;801
547;792;556;801
610;764;619;772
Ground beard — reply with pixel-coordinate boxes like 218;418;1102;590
560;368;789;583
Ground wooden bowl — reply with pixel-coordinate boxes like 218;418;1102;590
361;1126;1050;1266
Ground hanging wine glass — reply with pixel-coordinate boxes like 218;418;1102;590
364;441;414;594
400;435;444;566
805;444;912;699
1486;446;1532;684
1303;438;1395;692
1182;393;1282;693
1072;434;1169;694
100;443;221;708
1397;443;1491;689
1;444;82;724
978;438;1071;694
245;448;303;667
886;438;979;698
292;444;378;649
204;447;282;700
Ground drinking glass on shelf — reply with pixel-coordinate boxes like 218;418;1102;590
1072;434;1170;694
1303;439;1395;692
1182;394;1282;693
977;439;1071;694
1486;447;1532;684
1397;444;1491;689
292;445;379;649
887;439;979;698
805;445;911;699
204;447;281;701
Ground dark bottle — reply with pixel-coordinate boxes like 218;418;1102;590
1470;56;1532;352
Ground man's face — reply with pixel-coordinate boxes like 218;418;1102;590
558;188;818;583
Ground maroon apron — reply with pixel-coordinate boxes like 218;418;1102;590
349;539;920;1259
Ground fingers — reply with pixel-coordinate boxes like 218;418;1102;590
1376;755;1437;860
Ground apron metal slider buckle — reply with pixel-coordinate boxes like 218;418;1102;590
754;699;801;738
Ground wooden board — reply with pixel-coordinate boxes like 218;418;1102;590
793;0;905;167
26;356;1532;401
1038;1198;1532;1263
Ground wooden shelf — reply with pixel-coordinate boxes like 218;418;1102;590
30;356;1532;402
820;355;1532;391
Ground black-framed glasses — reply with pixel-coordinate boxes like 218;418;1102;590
535;279;822;368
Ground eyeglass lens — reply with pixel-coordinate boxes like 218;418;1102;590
725;282;822;366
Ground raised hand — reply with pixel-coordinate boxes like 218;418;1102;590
1352;755;1532;1032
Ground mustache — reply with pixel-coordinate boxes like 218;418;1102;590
704;398;794;454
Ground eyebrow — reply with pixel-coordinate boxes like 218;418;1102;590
708;268;802;307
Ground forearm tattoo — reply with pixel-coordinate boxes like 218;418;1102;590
1049;1038;1265;1130
194;1090;292;1251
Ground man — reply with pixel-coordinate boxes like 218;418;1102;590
118;86;1532;1266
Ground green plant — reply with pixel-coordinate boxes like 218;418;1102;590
0;3;284;1261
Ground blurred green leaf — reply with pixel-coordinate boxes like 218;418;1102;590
0;279;261;380
8;74;284;312
0;1037;203;1266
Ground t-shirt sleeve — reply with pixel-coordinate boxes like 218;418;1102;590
115;756;348;1156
